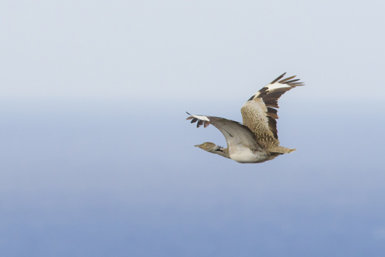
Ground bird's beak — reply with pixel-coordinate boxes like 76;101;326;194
194;144;200;147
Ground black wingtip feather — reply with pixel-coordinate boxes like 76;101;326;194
284;79;300;84
270;72;286;84
279;75;296;83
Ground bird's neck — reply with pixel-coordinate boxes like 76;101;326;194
211;146;230;159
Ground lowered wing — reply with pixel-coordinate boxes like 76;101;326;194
186;113;260;151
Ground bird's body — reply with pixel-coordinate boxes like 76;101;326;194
228;145;269;163
187;73;303;163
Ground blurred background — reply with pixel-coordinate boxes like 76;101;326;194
1;0;385;256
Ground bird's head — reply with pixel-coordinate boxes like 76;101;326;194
194;142;229;158
195;142;217;152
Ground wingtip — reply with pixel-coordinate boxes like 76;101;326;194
270;72;287;84
186;111;192;120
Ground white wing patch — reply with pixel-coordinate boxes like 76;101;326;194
187;114;209;121
254;83;291;98
186;112;210;127
265;83;291;92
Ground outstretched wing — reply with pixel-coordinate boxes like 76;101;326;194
186;113;260;151
241;73;304;148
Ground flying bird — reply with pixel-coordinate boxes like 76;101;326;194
186;73;304;163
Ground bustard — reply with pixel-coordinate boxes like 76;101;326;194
186;73;304;163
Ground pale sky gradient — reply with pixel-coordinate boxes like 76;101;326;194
1;0;385;104
1;1;385;257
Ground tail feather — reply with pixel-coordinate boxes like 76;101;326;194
269;146;296;154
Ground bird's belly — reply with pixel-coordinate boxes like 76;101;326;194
229;146;269;163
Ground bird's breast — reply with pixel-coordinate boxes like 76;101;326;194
229;146;269;163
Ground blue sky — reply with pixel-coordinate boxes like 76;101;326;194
1;0;385;256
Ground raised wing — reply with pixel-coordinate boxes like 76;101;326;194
186;113;261;151
241;73;304;149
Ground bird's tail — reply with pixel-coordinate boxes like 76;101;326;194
269;146;296;154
